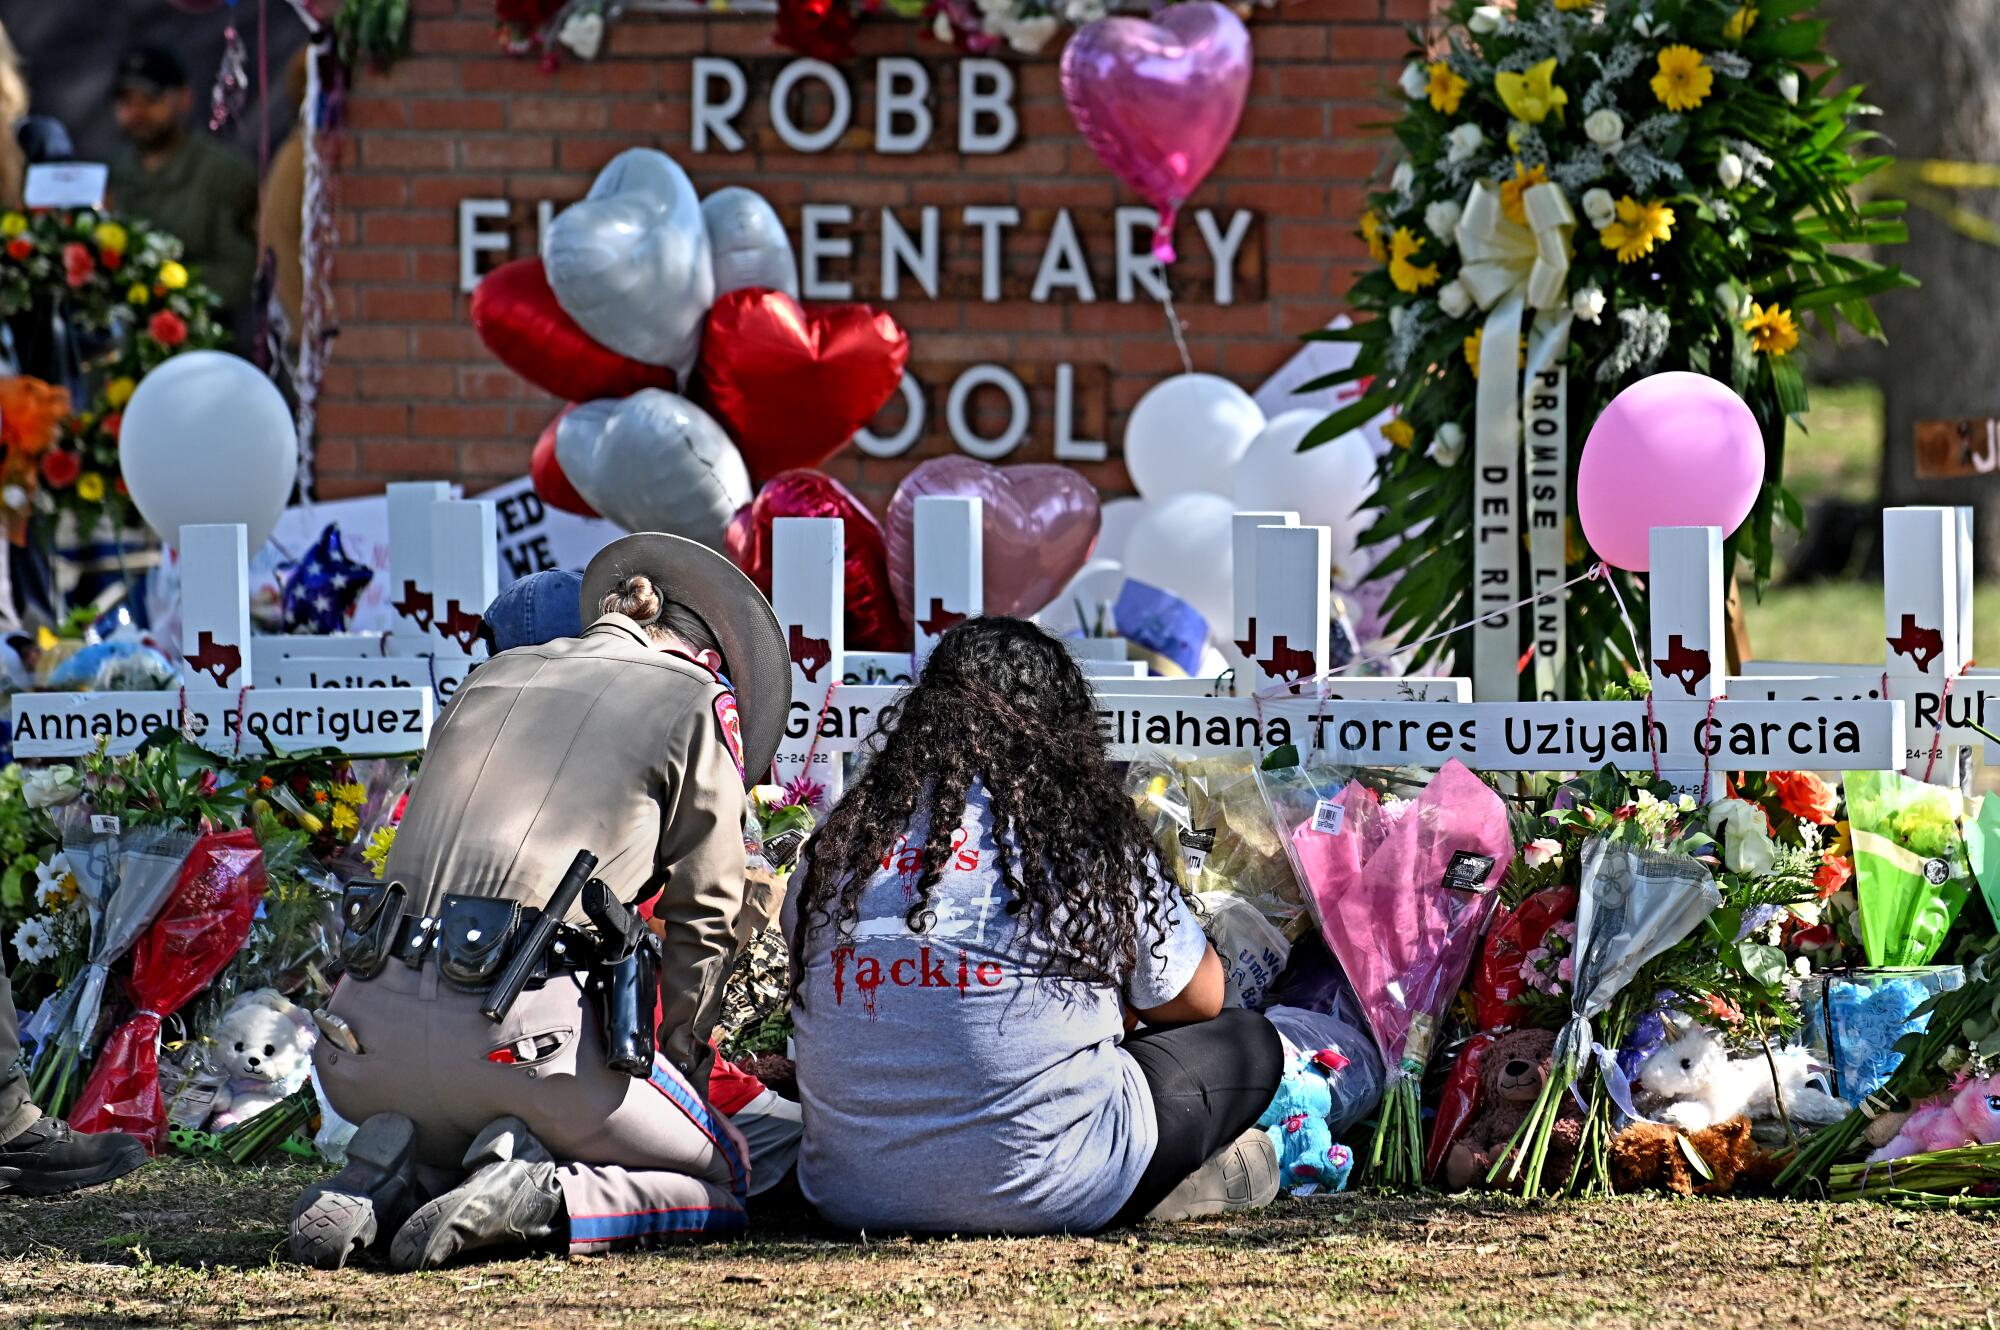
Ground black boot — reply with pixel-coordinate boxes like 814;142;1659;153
288;1113;421;1269
0;1116;148;1197
389;1117;564;1271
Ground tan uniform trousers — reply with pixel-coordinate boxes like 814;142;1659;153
316;963;746;1252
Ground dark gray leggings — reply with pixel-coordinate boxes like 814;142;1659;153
1109;1007;1285;1226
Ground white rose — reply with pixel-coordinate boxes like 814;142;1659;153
1388;304;1412;337
1633;11;1661;37
1400;61;1431;99
1708;798;1778;877
1391;160;1416;194
557;10;604;60
1776;70;1800;105
1003;15;1060;52
1582;187;1617;230
1584;109;1624;149
1717;151;1745;189
21;766;81;809
1571;286;1606;324
1468;5;1505;34
1438;280;1474;318
1426;422;1467;467
1425;198;1463;241
1445;122;1486;165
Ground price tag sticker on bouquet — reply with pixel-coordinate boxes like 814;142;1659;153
1178;827;1217;874
1311;799;1346;836
1441;850;1498;893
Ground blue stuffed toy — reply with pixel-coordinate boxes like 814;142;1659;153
1256;1046;1355;1194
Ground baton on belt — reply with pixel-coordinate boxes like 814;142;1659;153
482;849;597;1022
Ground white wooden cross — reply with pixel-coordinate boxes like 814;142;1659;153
11;521;435;759
1728;505;1989;785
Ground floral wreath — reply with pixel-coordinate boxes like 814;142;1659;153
1328;0;1910;697
494;0;1272;66
0;207;225;541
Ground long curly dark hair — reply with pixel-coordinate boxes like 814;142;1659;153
789;616;1170;1003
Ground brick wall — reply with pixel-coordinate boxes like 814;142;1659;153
315;0;1419;508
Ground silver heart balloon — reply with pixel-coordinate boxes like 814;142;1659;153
542;148;715;381
555;389;752;549
701;187;798;299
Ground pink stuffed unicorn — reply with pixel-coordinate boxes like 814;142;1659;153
1867;1074;2000;1163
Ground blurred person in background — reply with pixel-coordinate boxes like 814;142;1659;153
107;43;256;334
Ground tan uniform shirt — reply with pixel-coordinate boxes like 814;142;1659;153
385;613;748;1088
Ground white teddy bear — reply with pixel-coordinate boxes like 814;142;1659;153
207;988;318;1131
1637;1024;1849;1132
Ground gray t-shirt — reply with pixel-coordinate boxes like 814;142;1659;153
785;782;1208;1234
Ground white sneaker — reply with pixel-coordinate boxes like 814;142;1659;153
1145;1129;1280;1222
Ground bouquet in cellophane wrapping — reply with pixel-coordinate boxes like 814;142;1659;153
68;829;266;1150
1263;758;1513;1185
1496;836;1719;1196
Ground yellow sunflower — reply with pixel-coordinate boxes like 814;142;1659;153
1651;45;1714;112
1388;226;1441;293
1427;61;1468;115
1362;209;1386;263
1742;301;1800;356
1500;160;1550;226
1599;197;1676;263
76;473;106;504
1383;418;1416;449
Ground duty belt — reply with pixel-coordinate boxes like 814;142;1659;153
339;880;595;993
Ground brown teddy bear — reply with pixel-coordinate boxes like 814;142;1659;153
1442;1027;1583;1191
1608;1115;1779;1196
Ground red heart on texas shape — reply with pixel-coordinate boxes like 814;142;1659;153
694;289;910;487
472;258;678;404
531;408;598;517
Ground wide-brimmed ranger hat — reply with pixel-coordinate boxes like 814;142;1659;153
581;532;790;780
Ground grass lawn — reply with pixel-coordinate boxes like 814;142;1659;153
5;1158;1999;1330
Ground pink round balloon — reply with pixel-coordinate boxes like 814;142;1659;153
886;457;1101;621
1577;371;1766;572
1060;2;1252;264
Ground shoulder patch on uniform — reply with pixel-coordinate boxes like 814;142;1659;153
713;691;746;780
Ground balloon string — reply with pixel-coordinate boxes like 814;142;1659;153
1159;280;1194;377
1253;561;1611;696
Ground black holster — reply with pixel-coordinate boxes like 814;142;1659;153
338;880;407;981
588;936;661;1078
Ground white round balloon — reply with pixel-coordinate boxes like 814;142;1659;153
1121;492;1236;636
120;351;298;552
1123;374;1264;501
555;389;751;550
1032;556;1126;636
1233;410;1379;573
1094;496;1148;567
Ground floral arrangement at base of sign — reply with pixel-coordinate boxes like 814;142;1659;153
1316;0;1912;697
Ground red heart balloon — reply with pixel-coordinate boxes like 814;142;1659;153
694;290;910;488
472;258;678;403
531;408;598;517
885;457;1101;621
725;470;908;652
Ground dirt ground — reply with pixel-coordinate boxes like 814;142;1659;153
3;1158;1996;1330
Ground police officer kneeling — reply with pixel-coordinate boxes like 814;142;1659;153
289;533;791;1269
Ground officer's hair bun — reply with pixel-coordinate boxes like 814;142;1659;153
602;574;664;624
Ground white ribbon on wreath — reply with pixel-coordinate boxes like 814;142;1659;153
1454;179;1576;700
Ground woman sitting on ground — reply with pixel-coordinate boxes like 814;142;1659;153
785;616;1284;1234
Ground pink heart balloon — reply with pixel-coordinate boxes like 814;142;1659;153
886;457;1102;622
1060;2;1253;263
